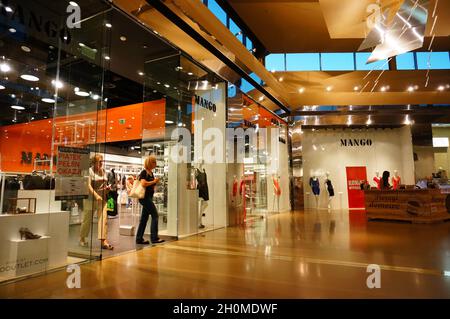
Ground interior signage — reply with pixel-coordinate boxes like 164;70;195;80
21;152;56;165
0;0;72;44
194;95;217;113
340;139;373;147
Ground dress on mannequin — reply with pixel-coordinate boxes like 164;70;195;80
309;176;320;209
272;175;281;212
196;167;209;228
392;171;401;190
373;172;381;190
324;175;334;210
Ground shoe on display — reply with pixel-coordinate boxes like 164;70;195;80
79;240;88;247
199;224;205;229
136;239;150;245
151;239;165;244
19;227;41;240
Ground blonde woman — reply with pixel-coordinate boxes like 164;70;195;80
136;155;165;244
79;154;114;250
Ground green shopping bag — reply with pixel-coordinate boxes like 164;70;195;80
106;197;115;212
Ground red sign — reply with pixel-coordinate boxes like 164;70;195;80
346;166;367;209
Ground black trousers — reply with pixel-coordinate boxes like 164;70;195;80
136;199;159;242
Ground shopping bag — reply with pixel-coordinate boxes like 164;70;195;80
129;180;145;199
106;197;115;212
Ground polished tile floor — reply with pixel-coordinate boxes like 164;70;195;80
1;210;450;298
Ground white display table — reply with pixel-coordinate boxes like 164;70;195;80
17;190;62;213
0;211;69;281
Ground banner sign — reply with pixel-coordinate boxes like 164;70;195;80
55;147;90;200
346;166;367;209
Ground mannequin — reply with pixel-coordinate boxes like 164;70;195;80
272;173;281;212
324;172;334;210
392;170;401;190
373;171;381;190
239;174;246;221
309;176;320;209
195;160;209;229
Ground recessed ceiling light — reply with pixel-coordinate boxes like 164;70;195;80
407;86;415;92
0;85;5;90
120;36;127;41
153;90;157;93
75;90;90;97
11;105;25;110
165;120;174;124
279;77;283;82
105;23;112;28
438;85;445;91
69;2;78;7
78;43;85;47
104;56;110;60
138;71;144;76
51;79;63;89
153;30;159;35
259;96;264;101
298;87;305;93
5;6;13;13
8;28;16;33
353;86;360;91
326;86;333;92
187;72;193;76
10;94;16;98
380;86;388;92
42;98;55;103
20;45;31;52
92;94;100;100
20;74;39;81
164;84;170;88
0;63;11;72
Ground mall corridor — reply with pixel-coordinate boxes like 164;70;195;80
1;211;449;299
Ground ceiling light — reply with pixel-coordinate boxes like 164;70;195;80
404;115;412;125
0;63;11;72
326;86;333;92
259;96;264;102
5;6;13;12
78;43;85;47
8;28;16;33
380;86;388;92
120;36;127;41
104;55;110;60
366;116;373;126
75;90;90;97
164;84;170;88
298;87;305;93
105;23;112;28
10;94;15;98
21;46;31;52
187;72;193;76
11;105;25;110
438;85;445;91
20;74;39;81
407;86;415;92
353;86;360;91
279;77;283;82
138;71;144;76
41;98;55;103
153;30;159;35
165;120;174;124
51;79;63;89
92;94;100;100
0;85;5;90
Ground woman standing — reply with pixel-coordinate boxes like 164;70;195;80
79;154;114;250
136;155;165;245
380;171;392;190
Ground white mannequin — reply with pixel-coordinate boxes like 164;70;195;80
392;170;401;190
324;172;333;210
272;173;281;213
196;159;208;229
373;171;380;189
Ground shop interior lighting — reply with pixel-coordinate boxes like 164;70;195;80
78;43;85;47
138;71;144;76
51;79;63;89
0;62;11;72
164;84;170;88
407;86;415;92
20;74;39;81
298;87;305;93
366;116;373;126
326;86;333;92
165;120;174;125
11;105;25;110
438;85;445;91
187;72;193;76
120;36;127;42
5;6;13;12
8;28;16;33
105;23;112;28
104;55;110;60
0;85;5;90
279;77;283;82
353;86;360;91
92;94;100;100
432;137;449;148
21;46;31;52
41;98;55;103
75;90;90;97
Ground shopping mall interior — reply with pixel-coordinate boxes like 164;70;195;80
0;0;449;299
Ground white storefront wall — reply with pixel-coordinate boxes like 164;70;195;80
302;127;415;210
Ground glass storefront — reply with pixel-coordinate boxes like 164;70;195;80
0;0;290;283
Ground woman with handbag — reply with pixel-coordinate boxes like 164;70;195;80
79;154;114;250
135;155;165;245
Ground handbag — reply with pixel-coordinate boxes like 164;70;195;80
129;180;145;199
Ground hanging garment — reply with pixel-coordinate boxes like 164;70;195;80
196;168;209;201
392;176;401;190
232;179;238;197
325;179;335;197
309;177;320;195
